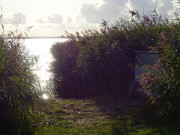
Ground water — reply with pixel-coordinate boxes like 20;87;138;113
24;38;67;94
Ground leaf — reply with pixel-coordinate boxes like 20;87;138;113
28;26;33;29
17;33;22;39
27;26;33;32
8;31;15;37
24;32;29;38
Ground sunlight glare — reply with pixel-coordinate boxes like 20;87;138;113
42;94;48;100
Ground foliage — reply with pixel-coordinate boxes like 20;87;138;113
139;20;180;121
51;10;175;98
50;39;80;98
0;23;41;134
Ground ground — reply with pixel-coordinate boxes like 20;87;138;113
34;98;180;135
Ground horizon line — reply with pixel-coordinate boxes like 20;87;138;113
2;36;68;39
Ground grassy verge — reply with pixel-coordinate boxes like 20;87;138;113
34;98;180;135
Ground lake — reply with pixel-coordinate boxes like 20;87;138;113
25;38;67;95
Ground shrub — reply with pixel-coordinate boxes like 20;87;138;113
51;10;176;99
75;29;133;97
139;22;180;121
50;39;81;98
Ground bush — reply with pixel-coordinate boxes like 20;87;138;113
139;22;180;121
0;32;40;134
51;10;176;99
75;29;133;97
50;39;80;98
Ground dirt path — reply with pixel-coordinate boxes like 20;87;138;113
41;98;144;127
35;98;180;135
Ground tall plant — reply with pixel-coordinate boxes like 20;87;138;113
139;20;180;121
0;18;40;134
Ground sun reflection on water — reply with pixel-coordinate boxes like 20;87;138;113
25;38;67;94
42;94;49;100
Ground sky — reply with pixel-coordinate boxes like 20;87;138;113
0;0;179;37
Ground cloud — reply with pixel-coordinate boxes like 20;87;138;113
81;0;127;23
1;19;8;24
130;0;174;18
3;13;26;24
67;17;72;23
80;0;174;23
37;17;46;23
47;14;63;24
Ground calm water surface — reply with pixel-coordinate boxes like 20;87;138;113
25;38;67;92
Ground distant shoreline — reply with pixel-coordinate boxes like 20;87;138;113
25;37;64;39
2;36;67;39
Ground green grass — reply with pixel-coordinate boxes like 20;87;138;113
34;98;180;135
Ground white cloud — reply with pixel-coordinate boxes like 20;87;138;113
67;17;72;23
81;0;127;23
47;14;63;24
36;14;64;24
130;0;174;18
37;17;46;24
3;13;26;24
80;0;175;23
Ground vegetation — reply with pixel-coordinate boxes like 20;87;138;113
34;99;180;135
0;6;179;134
50;9;180;132
0;23;41;134
50;10;177;99
139;7;180;123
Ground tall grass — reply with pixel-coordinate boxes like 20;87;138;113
0;18;41;134
139;4;180;123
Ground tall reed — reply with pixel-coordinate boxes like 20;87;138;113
0;18;41;135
